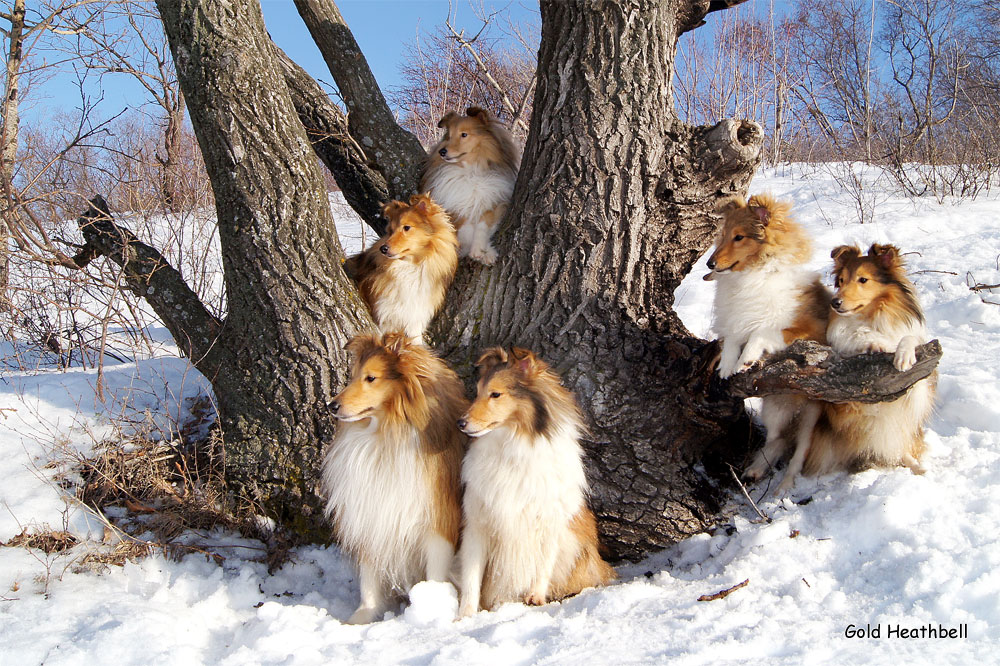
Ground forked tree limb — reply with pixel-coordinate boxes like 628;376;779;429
292;0;425;201
74;195;226;376
726;339;942;403
275;45;389;235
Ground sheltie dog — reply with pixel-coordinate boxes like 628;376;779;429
421;107;520;265
706;194;831;491
804;244;935;475
344;193;457;341
456;347;616;617
322;332;467;624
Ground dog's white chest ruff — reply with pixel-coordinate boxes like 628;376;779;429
462;425;587;596
322;421;431;589
424;164;514;224
712;267;813;342
374;260;437;339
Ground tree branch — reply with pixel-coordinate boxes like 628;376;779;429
74;195;225;376
679;0;752;35
274;45;389;235
726;339;942;403
292;0;426;200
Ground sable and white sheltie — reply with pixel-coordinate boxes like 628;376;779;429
804;243;935;475
456;347;616;617
322;332;467;624
344;193;457;341
707;194;831;491
421;107;520;265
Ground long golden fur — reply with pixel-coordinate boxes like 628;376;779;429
709;194;831;492
323;331;467;623
456;347;615;616
344;193;457;341
420;107;520;265
805;244;935;476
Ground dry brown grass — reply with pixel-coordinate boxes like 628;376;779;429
3;529;79;554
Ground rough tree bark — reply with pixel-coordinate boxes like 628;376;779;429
292;0;426;203
728;339;942;403
146;0;373;537
424;0;767;560
275;46;391;235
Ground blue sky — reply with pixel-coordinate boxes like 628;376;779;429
24;1;540;125
266;1;539;95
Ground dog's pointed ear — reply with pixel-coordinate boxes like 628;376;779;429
437;112;459;129
382;331;410;356
717;197;746;215
868;243;901;269
466;106;492;125
831;245;861;264
409;192;433;214
345;333;379;360
747;193;792;227
383;199;407;220
511;347;543;376
475;347;508;377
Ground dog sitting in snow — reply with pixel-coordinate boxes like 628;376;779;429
804;243;935;476
421;107;520;265
706;194;831;491
456;347;616;616
323;332;467;624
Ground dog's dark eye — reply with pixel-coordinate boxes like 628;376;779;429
834;277;841;287
365;375;376;383
733;234;744;241
858;277;868;284
403;225;411;232
489;391;501;399
461;132;468;138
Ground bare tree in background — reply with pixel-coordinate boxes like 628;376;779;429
0;0;113;309
68;0;190;211
393;6;537;146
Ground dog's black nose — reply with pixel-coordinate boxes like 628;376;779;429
706;258;716;269
439;148;448;157
329;401;340;413
380;244;389;255
457;418;467;430
831;298;842;310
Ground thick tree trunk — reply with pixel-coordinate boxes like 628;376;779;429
432;1;764;560
155;0;373;538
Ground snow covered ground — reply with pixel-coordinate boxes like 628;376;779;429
2;168;999;664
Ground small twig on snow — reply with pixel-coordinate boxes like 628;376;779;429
698;578;749;602
728;464;771;523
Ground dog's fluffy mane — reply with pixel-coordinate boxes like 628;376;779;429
831;243;925;329
474;346;583;439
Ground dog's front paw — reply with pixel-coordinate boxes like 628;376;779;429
523;591;547;606
717;356;739;379
346;606;380;625
776;472;797;495
893;337;918;371
470;245;497;266
744;458;769;481
457;602;478;619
